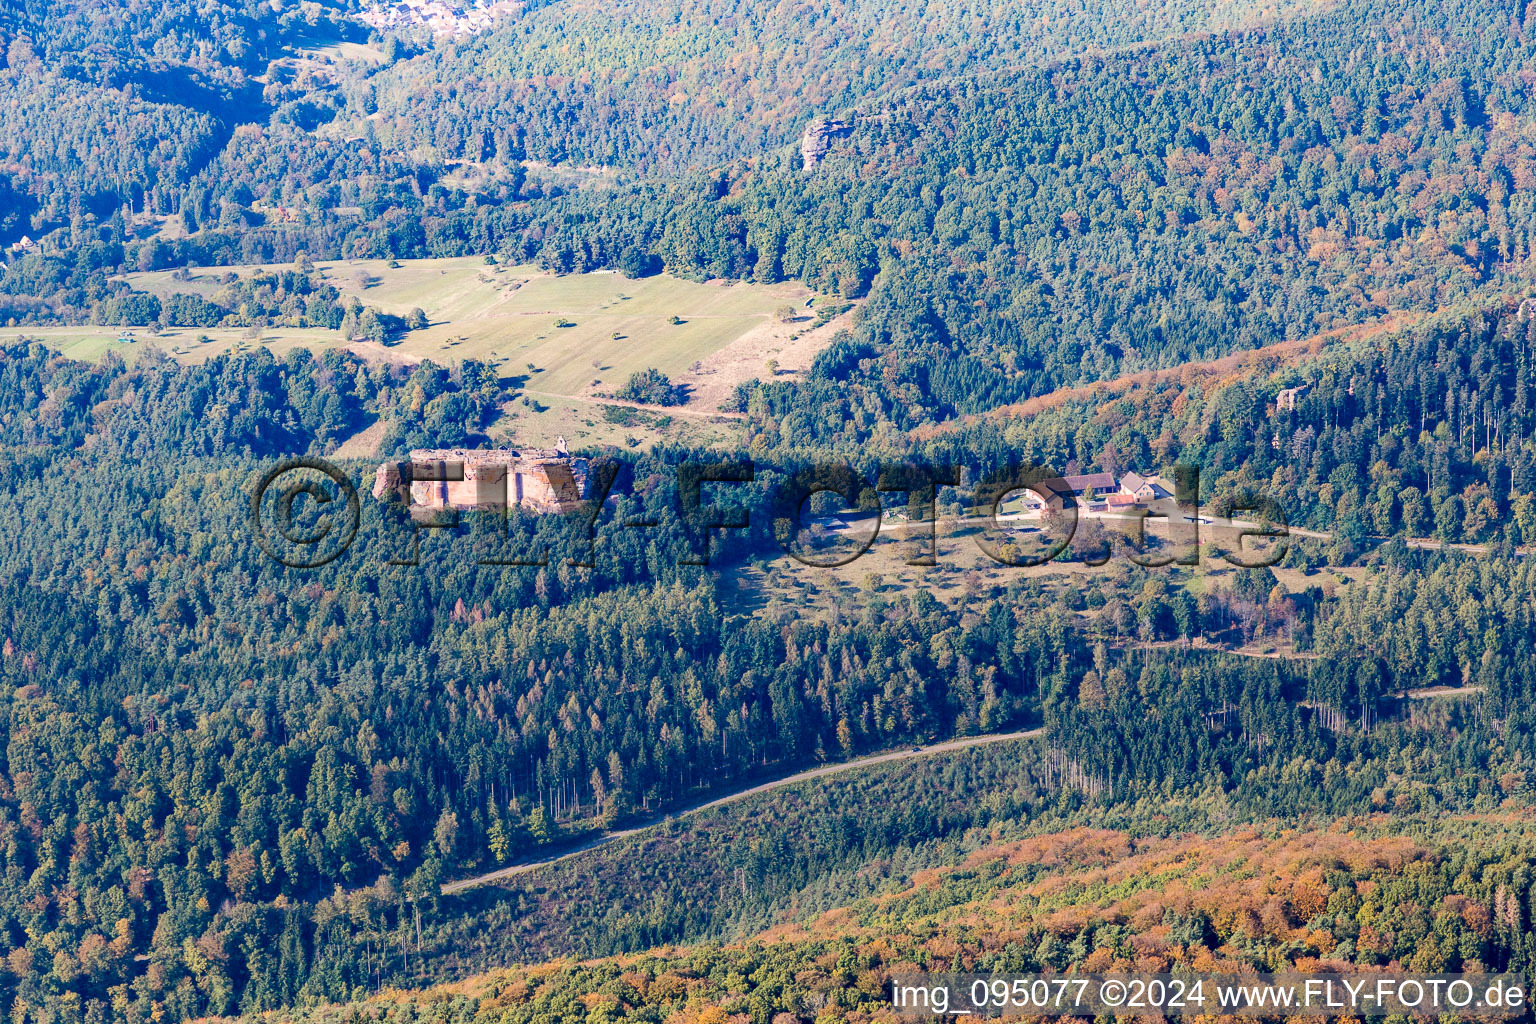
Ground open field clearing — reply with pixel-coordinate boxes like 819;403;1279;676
486;389;742;451
1;257;853;449
102;256;824;395
7;258;820;394
293;38;385;64
0;324;340;366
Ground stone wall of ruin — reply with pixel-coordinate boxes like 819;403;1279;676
372;449;590;514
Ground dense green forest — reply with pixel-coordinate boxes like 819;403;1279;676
239;808;1536;1024
879;296;1536;550
0;0;361;227
0;314;1530;1019
8;0;1534;425
353;0;1313;172
4;0;1536;1019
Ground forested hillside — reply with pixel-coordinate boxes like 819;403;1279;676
9;0;1534;438
0;308;1534;1018
354;0;1317;172
877;296;1536;549
246;812;1536;1024
3;0;1536;1019
0;0;360;229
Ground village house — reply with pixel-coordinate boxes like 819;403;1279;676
2;236;36;265
1117;472;1172;502
1016;471;1173;513
1104;493;1141;511
1018;479;1071;513
356;0;522;35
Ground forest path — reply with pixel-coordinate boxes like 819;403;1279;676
441;728;1043;894
1404;685;1485;699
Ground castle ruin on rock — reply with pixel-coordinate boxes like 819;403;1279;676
372;444;589;515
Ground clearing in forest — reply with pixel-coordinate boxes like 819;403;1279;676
13;255;837;401
6;256;857;447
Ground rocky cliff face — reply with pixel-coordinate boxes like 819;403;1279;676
800;119;851;169
372;448;590;514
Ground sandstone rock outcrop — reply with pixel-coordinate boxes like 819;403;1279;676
801;119;851;169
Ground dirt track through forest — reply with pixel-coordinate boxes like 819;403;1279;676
441;728;1044;894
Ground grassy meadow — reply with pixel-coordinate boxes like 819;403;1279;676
3;257;807;384
0;256;821;450
114;256;810;391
